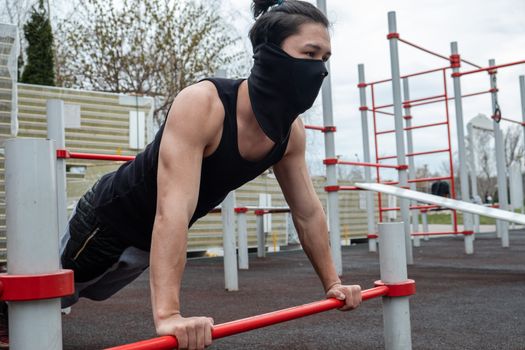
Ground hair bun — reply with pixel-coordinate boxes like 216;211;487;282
252;0;280;19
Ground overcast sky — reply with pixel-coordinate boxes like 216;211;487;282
221;0;525;176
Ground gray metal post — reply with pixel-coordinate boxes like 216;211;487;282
402;78;420;247
467;124;481;233
256;214;265;258
489;59;509;248
237;211;249;270
358;64;377;253
520;76;525;160
221;191;238;291
387;12;413;264
6;138;63;350
317;0;342;275
47;99;69;239
450;41;474;254
378;222;413;350
422;211;429;240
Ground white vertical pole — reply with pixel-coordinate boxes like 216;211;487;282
358;64;377;253
402;78;420;247
520;75;525;163
317;0;342;276
387;12;413;264
47;99;68;238
256;214;265;258
489;60;509;248
467;124;481;233
450;42;474;254
6;138;63;350
237;210;249;270
221;191;238;291
378;222;413;350
422;211;429;240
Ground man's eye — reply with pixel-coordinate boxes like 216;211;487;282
306;52;315;57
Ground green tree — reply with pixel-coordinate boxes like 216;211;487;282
55;0;249;124
20;0;55;85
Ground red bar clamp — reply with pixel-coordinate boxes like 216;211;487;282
374;279;416;297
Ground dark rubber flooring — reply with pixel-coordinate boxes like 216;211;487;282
63;230;525;349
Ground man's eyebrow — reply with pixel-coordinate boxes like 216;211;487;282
305;43;331;56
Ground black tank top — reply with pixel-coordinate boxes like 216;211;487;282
93;78;290;251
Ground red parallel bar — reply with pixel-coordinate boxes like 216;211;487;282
67;152;135;162
370;109;395;116
381;175;451;186
380;204;440;212
411;231;473;237
366;67;449;86
455;59;525;77
406;89;493;108
397;37;450;62
336;160;406;170
377;155;397;161
339;186;360;191
105;287;390;350
404;121;448;131
403;94;446;106
376;121;448;136
406;148;450;157
499;117;525;126
304;125;325;131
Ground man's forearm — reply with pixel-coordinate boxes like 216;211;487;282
294;209;341;291
150;217;188;325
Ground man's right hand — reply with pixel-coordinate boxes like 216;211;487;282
156;314;214;350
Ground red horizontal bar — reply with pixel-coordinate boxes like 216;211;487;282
499;117;525;126
403;94;446;107
397;37;450;62
367;67;448;86
454;59;525;77
105;286;390;350
377;155;397;161
304;125;337;133
254;208;291;215
57;149;136;162
407;89;493;108
406;148;450;157
380;204;440;212
334;160;407;170
409;175;451;183
339;186;361;191
404;121;448;131
411;230;474;237
377;121;448;136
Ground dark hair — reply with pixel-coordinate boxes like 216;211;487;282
249;0;329;49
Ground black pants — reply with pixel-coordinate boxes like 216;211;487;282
61;184;129;283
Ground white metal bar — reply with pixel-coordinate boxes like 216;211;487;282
402;78;421;247
489;60;510;248
237;212;249;270
317;0;342;276
47;99;69;240
256;215;265;258
358;64;377;253
378;222;413;350
355;183;525;225
6;138;63;350
221;191;238;291
450;42;475;254
388;12;413;264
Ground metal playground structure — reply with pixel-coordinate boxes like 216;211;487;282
2;7;525;350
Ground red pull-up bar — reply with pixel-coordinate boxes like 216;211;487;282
105;286;390;350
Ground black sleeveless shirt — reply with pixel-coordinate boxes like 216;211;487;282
93;78;290;251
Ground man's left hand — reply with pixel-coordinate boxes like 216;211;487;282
326;283;362;311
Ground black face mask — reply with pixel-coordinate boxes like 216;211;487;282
247;43;328;144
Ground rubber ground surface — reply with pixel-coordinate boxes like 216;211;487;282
63;230;525;349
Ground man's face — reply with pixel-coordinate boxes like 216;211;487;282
281;22;332;63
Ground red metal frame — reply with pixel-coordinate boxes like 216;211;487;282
104;285;403;350
57;149;136;162
0;270;74;301
304;125;337;133
367;67;459;231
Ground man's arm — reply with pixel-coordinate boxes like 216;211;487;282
150;82;222;349
273;120;361;310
